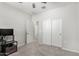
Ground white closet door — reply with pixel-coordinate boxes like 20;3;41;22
51;19;62;47
42;19;51;45
42;18;62;47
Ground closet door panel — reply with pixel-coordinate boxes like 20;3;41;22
42;19;51;45
51;19;62;47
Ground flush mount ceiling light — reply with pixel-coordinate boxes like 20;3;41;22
41;2;47;4
18;2;23;3
18;2;47;9
41;6;46;9
32;2;47;9
32;3;35;8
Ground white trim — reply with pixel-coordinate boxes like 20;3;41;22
62;47;79;53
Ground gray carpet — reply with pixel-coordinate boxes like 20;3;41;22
10;40;79;56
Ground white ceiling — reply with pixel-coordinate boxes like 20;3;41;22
5;2;75;15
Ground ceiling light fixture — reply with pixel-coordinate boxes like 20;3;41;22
41;2;47;4
32;2;47;9
18;2;23;3
18;2;47;9
32;3;35;8
41;6;46;9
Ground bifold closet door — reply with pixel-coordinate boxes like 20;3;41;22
42;19;51;45
51;19;62;47
42;18;62;47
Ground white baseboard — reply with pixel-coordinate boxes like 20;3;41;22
62;47;79;53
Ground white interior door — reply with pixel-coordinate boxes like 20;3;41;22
25;19;34;44
42;18;62;47
51;19;62;47
42;19;51;45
